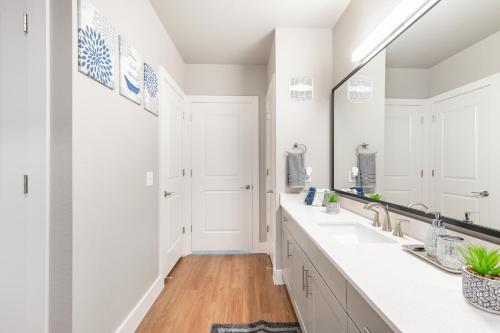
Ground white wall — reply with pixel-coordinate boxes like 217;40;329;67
334;51;386;192
385;67;431;99
185;64;268;241
274;28;333;268
72;0;185;332
333;0;401;85
430;30;500;96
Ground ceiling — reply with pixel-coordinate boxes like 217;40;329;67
150;0;350;65
386;0;500;68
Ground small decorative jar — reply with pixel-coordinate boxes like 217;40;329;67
462;266;500;314
436;235;464;270
326;202;340;215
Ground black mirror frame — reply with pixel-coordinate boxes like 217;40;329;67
330;1;500;244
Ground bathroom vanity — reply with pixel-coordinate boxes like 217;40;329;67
280;194;500;333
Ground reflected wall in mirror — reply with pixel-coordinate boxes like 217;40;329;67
333;0;500;231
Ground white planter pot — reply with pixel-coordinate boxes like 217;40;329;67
326;202;340;215
462;266;500;314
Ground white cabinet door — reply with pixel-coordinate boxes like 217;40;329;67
282;227;293;290
384;100;425;206
431;86;492;225
308;265;348;333
291;243;311;333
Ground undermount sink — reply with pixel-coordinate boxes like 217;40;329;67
319;224;397;245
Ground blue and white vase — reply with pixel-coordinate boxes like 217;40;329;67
462;266;500;314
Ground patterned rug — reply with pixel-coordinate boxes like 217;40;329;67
211;321;301;333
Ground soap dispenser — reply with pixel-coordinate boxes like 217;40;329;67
425;212;447;258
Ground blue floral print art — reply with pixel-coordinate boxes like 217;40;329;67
79;26;113;86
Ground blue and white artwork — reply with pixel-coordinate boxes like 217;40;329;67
143;63;159;115
78;0;115;89
119;36;143;104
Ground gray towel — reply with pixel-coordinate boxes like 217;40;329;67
287;152;305;188
357;153;376;192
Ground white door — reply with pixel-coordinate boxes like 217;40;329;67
159;68;185;276
431;86;492;225
384;100;425;206
190;96;258;252
0;1;47;331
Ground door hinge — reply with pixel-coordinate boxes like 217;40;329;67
420;170;424;178
432;169;435;177
190;225;193;232
182;169;185;176
23;12;28;34
266;225;270;233
421;116;424;125
432;115;436;122
23;175;29;195
266;168;270;176
182;226;186;234
190;169;193;177
182;112;185;120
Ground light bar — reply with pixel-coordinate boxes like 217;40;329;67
351;0;440;64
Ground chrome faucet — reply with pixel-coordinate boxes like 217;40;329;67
407;202;429;211
363;202;392;232
464;211;479;224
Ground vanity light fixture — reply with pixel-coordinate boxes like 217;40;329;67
351;0;440;64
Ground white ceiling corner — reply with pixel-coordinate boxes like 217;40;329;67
150;0;351;65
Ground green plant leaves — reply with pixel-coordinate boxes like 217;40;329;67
459;245;500;277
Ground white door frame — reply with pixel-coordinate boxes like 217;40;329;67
158;66;189;276
187;95;260;252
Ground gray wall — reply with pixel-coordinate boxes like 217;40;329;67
386;68;431;99
185;64;268;241
72;0;185;332
50;0;73;331
386;30;500;99
430;30;500;96
274;28;334;268
333;0;401;85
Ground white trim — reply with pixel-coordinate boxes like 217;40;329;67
114;276;164;333
273;268;284;285
187;95;260;253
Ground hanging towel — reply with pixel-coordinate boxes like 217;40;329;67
357;152;376;192
287;152;305;188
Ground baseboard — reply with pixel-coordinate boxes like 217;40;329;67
115;275;163;333
273;268;284;285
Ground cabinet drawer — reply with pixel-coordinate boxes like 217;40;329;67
282;210;310;252
308;240;347;309
347;284;396;333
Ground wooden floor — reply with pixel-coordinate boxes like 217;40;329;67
136;254;297;333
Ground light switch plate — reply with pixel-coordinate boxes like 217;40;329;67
146;172;154;186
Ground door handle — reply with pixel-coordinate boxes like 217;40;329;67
163;191;175;198
471;190;489;198
240;185;252;190
266;190;274;194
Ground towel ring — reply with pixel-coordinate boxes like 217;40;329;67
285;143;307;155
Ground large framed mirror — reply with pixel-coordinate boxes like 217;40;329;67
332;0;500;242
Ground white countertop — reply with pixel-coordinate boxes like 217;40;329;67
280;193;500;333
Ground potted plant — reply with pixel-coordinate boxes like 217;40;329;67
370;193;382;201
325;193;340;214
459;245;500;314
